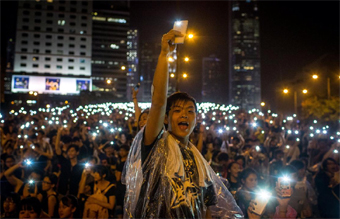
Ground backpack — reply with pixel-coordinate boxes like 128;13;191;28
83;183;114;219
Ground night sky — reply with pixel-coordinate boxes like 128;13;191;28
2;1;339;110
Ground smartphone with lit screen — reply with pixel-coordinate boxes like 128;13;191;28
252;190;271;215
173;20;188;44
278;177;291;198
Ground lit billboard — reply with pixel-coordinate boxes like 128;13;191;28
11;75;92;94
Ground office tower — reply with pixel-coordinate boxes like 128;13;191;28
12;0;93;94
91;1;129;99
126;29;139;101
139;42;161;102
228;0;261;110
202;55;224;103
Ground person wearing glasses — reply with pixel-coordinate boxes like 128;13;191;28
41;174;58;218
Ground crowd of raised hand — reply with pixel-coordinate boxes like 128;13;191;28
1;100;339;218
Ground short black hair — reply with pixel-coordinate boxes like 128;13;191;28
60;195;79;218
61;135;72;144
279;165;298;177
120;144;130;152
67;144;79;152
45;174;58;186
290;160;305;170
20;197;42;215
166;92;197;116
93;165;109;179
239;168;258;184
235;155;246;168
322;158;337;172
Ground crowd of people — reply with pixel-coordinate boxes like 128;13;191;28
1;30;339;219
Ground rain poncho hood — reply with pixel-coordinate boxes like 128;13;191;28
122;127;243;219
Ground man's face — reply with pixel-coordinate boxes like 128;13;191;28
167;101;196;142
67;148;78;159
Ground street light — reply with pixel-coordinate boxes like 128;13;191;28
311;74;330;99
170;73;175;78
106;79;111;84
188;34;194;39
121;66;126;70
261;102;265;106
182;73;188;78
184;57;189;62
283;88;308;115
168;57;175;62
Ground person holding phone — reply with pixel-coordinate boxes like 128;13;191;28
123;28;242;219
4;160;43;201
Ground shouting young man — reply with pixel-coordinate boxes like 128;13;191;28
123;29;242;219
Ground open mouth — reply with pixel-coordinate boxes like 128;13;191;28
178;122;189;131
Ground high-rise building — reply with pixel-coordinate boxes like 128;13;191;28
126;29;139;101
91;1;129;99
202;55;224;103
228;0;261;110
12;0;93;95
139;42;161;102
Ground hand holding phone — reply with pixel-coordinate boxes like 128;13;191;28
173;20;188;44
277;176;292;198
251;190;271;215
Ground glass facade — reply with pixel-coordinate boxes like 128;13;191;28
229;0;261;110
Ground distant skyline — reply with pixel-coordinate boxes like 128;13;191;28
1;1;339;110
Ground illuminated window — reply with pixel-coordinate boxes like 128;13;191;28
110;44;119;49
93;16;106;21
107;18;127;23
58;20;65;25
32;56;39;61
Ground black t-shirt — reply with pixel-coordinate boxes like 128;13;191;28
57;155;84;196
137;131;217;218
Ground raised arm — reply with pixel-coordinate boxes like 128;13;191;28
132;87;142;125
55;127;63;156
144;30;182;145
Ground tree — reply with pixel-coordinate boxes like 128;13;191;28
301;96;340;125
